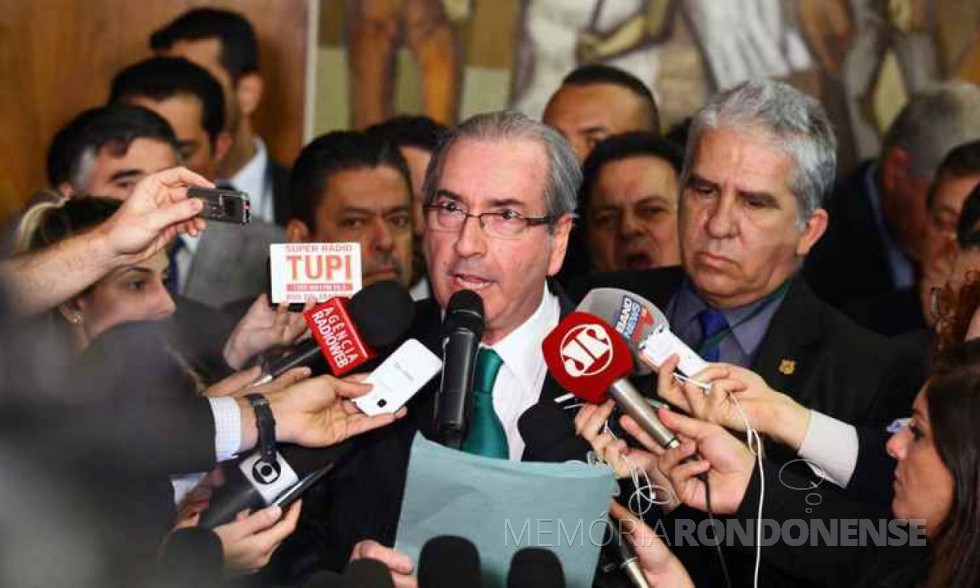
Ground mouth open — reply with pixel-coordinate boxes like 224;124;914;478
452;272;494;291
625;252;654;269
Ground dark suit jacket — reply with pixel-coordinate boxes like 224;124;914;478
571;266;913;429
803;161;900;309
269;158;291;227
843;287;927;337
571;267;925;587
268;285;591;580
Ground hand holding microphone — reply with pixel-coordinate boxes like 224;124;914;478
655;355;812;452
608;502;694;588
652;408;755;516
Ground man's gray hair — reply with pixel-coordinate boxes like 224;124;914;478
882;81;980;181
684;80;837;228
422;111;581;230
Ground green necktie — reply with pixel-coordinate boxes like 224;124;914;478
462;348;509;459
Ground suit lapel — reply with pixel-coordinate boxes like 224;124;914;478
752;278;824;405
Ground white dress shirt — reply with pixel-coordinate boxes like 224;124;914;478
172;396;242;504
225;138;274;224
482;285;561;460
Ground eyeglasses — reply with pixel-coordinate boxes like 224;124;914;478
423;200;552;239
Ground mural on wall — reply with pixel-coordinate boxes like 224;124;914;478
345;0;468;128
319;0;979;167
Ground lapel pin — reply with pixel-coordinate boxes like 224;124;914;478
778;359;796;375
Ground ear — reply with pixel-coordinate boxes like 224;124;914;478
57;298;84;323
796;208;829;257
286;219;311;243
547;213;575;276
57;182;75;198
880;146;912;197
213;130;233;167
235;74;263;117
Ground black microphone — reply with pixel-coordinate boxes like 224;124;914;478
257;281;416;383
518;400;592;462
199;440;354;528
342;558;396;587
507;548;565;588
150;527;224;588
418;536;481;587
301;570;343;588
433;290;484;449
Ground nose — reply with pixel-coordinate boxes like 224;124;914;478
370;217;395;252
620;209;642;238
886;426;911;461
152;284;177;320
705;194;738;239
453;214;487;258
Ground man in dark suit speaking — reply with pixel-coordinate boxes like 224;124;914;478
269;111;588;584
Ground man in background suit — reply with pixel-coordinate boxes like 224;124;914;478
574;80;924;587
804;82;980;308
151;7;292;226
268;111;588;585
110;57;285;309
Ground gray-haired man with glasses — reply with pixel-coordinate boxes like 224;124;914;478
272;112;597;584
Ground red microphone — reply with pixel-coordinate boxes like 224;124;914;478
303;297;377;376
542;312;681;450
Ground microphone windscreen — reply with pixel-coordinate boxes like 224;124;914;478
518;401;591;463
348;280;416;348
444;289;484;336
342;558;395;587
418;535;481;587
541;312;634;404
578;288;670;376
155;527;224;588
301;569;343;588
507;547;566;588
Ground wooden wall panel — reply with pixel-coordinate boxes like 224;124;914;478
0;0;308;223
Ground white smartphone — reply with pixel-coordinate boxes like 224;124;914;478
354;338;443;416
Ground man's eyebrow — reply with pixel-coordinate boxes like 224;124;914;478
177;139;198;150
579;125;607;135
108;169;144;183
435;189;462;202
635;195;673;206
686;173;717;189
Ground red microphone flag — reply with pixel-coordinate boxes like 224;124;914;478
541;311;634;404
303;297;376;376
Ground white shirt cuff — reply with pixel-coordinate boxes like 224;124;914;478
797;410;859;488
208;396;241;462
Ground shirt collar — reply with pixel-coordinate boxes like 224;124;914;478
179;232;201;254
671;278;788;358
484;284;560;393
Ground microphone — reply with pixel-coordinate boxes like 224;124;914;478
603;521;650;588
256;281;416;384
542;311;680;451
576;288;667;376
433;290;485;449
418;536;481;588
507;548;565;588
199;440;354;529
517;400;591;463
580;287;707;377
341;558;396;587
301;570;343;588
